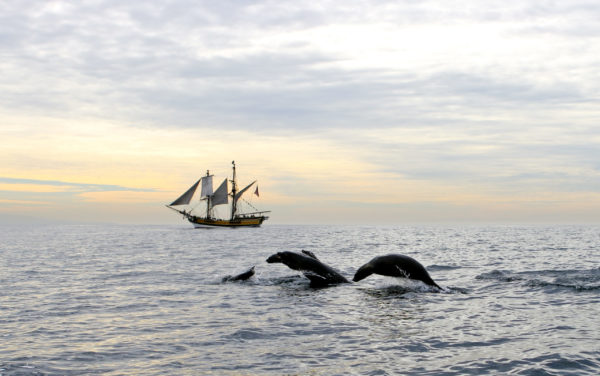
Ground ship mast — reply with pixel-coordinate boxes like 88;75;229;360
230;161;237;220
205;170;211;219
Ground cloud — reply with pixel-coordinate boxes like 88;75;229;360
0;177;161;218
3;0;599;132
0;177;157;193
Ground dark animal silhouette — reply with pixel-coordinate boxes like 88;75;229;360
353;254;441;289
222;266;255;282
266;250;349;287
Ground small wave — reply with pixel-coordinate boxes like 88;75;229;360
100;270;152;280
262;275;310;287
228;328;267;341
427;264;462;271
361;285;416;298
439;352;600;375
442;286;470;294
475;270;524;282
476;268;600;291
207;274;310;287
220;277;257;284
0;362;72;376
526;279;600;291
205;275;257;285
360;280;442;298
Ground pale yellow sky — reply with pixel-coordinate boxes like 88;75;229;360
2;111;599;224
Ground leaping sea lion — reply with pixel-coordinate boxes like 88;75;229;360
353;254;442;289
266;250;349;287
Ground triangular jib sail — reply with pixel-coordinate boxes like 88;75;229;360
234;180;256;203
169;179;200;206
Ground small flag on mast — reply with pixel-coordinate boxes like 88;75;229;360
254;186;259;197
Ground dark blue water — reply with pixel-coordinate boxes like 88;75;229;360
1;224;599;375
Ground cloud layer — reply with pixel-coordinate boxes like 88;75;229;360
1;0;599;223
3;1;598;128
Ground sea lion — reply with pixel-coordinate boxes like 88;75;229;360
222;266;255;282
353;254;441;289
266;250;349;287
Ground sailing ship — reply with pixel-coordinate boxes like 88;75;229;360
166;161;270;228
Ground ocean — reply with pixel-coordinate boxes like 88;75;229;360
1;224;599;375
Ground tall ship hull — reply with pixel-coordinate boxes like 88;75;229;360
166;161;270;228
188;216;267;228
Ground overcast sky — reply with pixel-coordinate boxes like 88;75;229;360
1;0;599;224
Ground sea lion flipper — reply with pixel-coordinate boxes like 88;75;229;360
301;250;319;260
303;272;328;287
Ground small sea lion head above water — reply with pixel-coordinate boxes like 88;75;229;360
222;266;255;282
353;254;441;289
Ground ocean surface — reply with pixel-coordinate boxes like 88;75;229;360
1;224;599;375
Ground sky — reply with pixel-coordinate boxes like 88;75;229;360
1;0;599;225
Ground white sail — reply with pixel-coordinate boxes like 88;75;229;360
201;175;213;197
210;179;228;208
169;179;200;206
234;180;256;203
